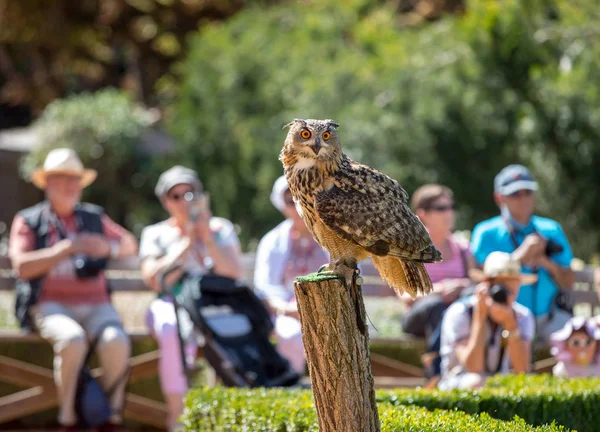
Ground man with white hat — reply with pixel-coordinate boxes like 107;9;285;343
437;251;536;390
8;148;138;431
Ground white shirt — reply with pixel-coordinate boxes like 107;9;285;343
139;217;240;277
440;296;535;376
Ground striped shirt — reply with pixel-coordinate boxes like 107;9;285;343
424;235;470;283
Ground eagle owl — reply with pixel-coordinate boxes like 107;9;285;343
279;118;442;297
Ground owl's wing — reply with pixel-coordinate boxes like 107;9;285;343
315;161;438;262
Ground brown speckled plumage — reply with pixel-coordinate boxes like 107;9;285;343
279;118;442;296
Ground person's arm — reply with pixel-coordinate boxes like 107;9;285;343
101;214;138;258
536;255;575;289
502;316;531;373
140;242;190;293
193;210;242;280
8;215;74;280
204;239;242;280
12;239;75;280
533;224;575;289
138;224;190;292
456;299;487;374
488;302;533;373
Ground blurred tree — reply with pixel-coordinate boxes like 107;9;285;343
170;0;600;259
0;0;462;119
20;89;175;236
0;0;247;115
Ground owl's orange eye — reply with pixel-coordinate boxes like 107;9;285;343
322;131;331;141
300;129;311;140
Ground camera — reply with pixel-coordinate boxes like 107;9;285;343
489;284;509;305
545;239;564;256
74;257;107;279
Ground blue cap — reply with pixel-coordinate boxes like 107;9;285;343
494;164;538;196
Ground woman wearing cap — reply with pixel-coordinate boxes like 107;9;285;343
8;148;138;431
437;252;536;390
139;166;242;431
253;175;329;375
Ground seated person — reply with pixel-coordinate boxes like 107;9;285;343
471;165;575;343
398;185;475;377
438;252;535;390
550;316;600;378
8;148;137;432
139;166;242;432
253;175;329;375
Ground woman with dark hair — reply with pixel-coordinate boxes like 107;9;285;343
398;184;475;377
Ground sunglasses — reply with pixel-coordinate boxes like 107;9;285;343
508;189;533;198
168;190;195;201
425;204;455;212
567;337;595;348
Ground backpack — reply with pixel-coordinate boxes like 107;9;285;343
75;321;129;428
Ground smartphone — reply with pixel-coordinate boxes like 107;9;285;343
185;192;210;222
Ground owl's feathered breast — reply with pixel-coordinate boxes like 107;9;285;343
287;155;434;260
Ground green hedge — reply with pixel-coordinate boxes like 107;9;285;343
378;375;600;432
182;382;572;431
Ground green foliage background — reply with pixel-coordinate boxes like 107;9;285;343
22;0;600;259
168;0;600;257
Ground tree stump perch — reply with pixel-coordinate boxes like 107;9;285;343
294;272;381;432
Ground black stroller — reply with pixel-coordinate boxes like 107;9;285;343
161;266;301;388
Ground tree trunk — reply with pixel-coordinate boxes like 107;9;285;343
294;273;381;432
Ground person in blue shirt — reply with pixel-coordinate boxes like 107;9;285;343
470;164;575;343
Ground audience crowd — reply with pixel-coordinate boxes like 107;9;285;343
6;149;600;430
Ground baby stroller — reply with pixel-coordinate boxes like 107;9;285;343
161;266;301;388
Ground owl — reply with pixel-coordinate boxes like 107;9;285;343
279;118;442;298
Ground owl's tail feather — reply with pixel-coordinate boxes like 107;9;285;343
371;255;433;298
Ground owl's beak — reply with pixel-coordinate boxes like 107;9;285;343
310;139;322;155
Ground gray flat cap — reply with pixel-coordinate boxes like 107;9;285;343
155;165;203;198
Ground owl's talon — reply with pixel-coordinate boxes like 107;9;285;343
317;264;330;273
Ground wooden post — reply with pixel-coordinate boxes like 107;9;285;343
294;273;380;432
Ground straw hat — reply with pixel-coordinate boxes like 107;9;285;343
31;148;97;190
469;251;538;285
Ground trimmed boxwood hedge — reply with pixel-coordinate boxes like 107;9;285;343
378;374;600;432
182;378;577;431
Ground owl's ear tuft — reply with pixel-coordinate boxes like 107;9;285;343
326;120;340;129
282;118;305;129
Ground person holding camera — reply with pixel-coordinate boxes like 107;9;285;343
437;251;536;390
470;165;575;343
8;148;138;431
139;166;242;432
